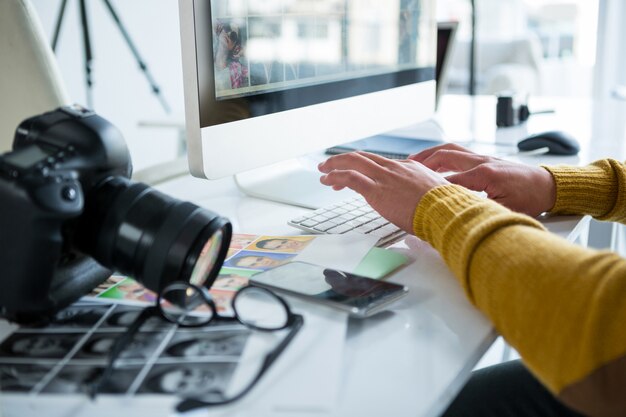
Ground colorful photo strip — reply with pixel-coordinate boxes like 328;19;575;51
88;234;316;314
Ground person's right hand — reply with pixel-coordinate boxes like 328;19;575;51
409;144;557;217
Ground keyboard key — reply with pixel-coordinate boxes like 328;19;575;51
313;221;338;232
300;219;318;228
311;215;329;223
368;218;389;228
369;224;401;238
353;223;382;234
290;216;308;224
336;213;356;222
326;223;354;234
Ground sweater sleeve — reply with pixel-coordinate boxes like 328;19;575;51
413;184;626;417
544;159;626;223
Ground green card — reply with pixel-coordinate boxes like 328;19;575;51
353;247;408;280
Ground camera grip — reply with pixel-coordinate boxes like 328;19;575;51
0;181;82;322
0;216;64;321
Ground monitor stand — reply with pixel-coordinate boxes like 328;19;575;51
234;155;357;210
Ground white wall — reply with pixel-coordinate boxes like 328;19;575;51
30;0;185;171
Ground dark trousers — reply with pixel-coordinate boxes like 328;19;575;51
441;360;586;417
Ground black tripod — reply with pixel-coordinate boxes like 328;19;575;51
51;0;170;113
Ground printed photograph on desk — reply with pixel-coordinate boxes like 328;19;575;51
88;275;126;297
98;305;171;330
224;250;296;271
0;332;83;360
138;362;238;397
229;234;259;249
0;301;252;398
75;331;167;361
41;363;140;394
212;267;256;291
46;303;113;329
0;362;57;392
96;277;158;304
161;328;250;359
245;235;315;253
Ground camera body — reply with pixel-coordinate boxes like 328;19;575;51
0;106;232;324
496;92;530;127
0;106;131;322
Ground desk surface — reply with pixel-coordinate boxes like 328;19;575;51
2;94;609;417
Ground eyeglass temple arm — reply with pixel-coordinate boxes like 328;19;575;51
176;314;304;412
88;306;156;399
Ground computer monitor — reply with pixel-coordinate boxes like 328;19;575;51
436;21;458;107
179;0;437;208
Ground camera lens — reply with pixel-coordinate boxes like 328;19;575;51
75;177;231;293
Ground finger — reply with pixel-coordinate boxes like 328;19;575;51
445;168;491;193
409;143;475;163
421;149;491;173
319;152;389;178
354;151;398;168
320;170;376;196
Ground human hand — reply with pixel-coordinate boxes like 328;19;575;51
318;152;449;234
410;143;556;217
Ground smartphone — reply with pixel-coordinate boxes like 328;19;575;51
249;261;408;318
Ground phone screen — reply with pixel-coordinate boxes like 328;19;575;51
250;261;407;313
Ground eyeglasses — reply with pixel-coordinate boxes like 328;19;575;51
89;281;303;411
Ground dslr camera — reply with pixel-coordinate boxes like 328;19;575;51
0;106;232;323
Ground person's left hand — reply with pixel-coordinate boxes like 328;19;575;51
318;152;449;234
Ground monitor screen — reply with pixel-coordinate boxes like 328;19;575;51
179;0;436;207
435;21;458;104
193;0;435;128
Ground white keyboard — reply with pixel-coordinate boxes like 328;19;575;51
288;196;406;247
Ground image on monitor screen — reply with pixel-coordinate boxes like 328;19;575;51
194;0;436;128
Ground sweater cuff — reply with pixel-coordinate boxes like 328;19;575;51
542;162;617;218
413;185;545;298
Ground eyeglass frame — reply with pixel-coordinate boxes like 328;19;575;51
88;281;304;410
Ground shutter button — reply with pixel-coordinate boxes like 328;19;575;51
61;186;78;201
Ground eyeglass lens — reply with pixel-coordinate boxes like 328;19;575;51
159;282;290;331
159;283;215;326
233;286;289;330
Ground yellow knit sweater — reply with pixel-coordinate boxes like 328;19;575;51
412;159;626;417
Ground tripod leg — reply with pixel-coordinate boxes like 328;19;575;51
52;0;69;51
79;0;94;108
102;0;171;113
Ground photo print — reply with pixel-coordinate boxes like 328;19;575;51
224;250;296;271
0;363;55;392
0;332;83;360
138;362;238;398
74;331;168;361
162;329;250;360
41;363;139;395
0;301;251;399
212;267;256;292
245;235;314;253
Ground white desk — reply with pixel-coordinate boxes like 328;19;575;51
1;95;611;417
150;159;589;417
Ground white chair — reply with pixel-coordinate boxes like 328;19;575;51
448;35;544;95
0;0;71;152
0;0;189;185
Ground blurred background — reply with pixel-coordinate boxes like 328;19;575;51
438;0;598;97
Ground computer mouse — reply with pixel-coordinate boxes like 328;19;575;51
517;131;580;156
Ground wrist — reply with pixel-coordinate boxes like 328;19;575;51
539;167;557;213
